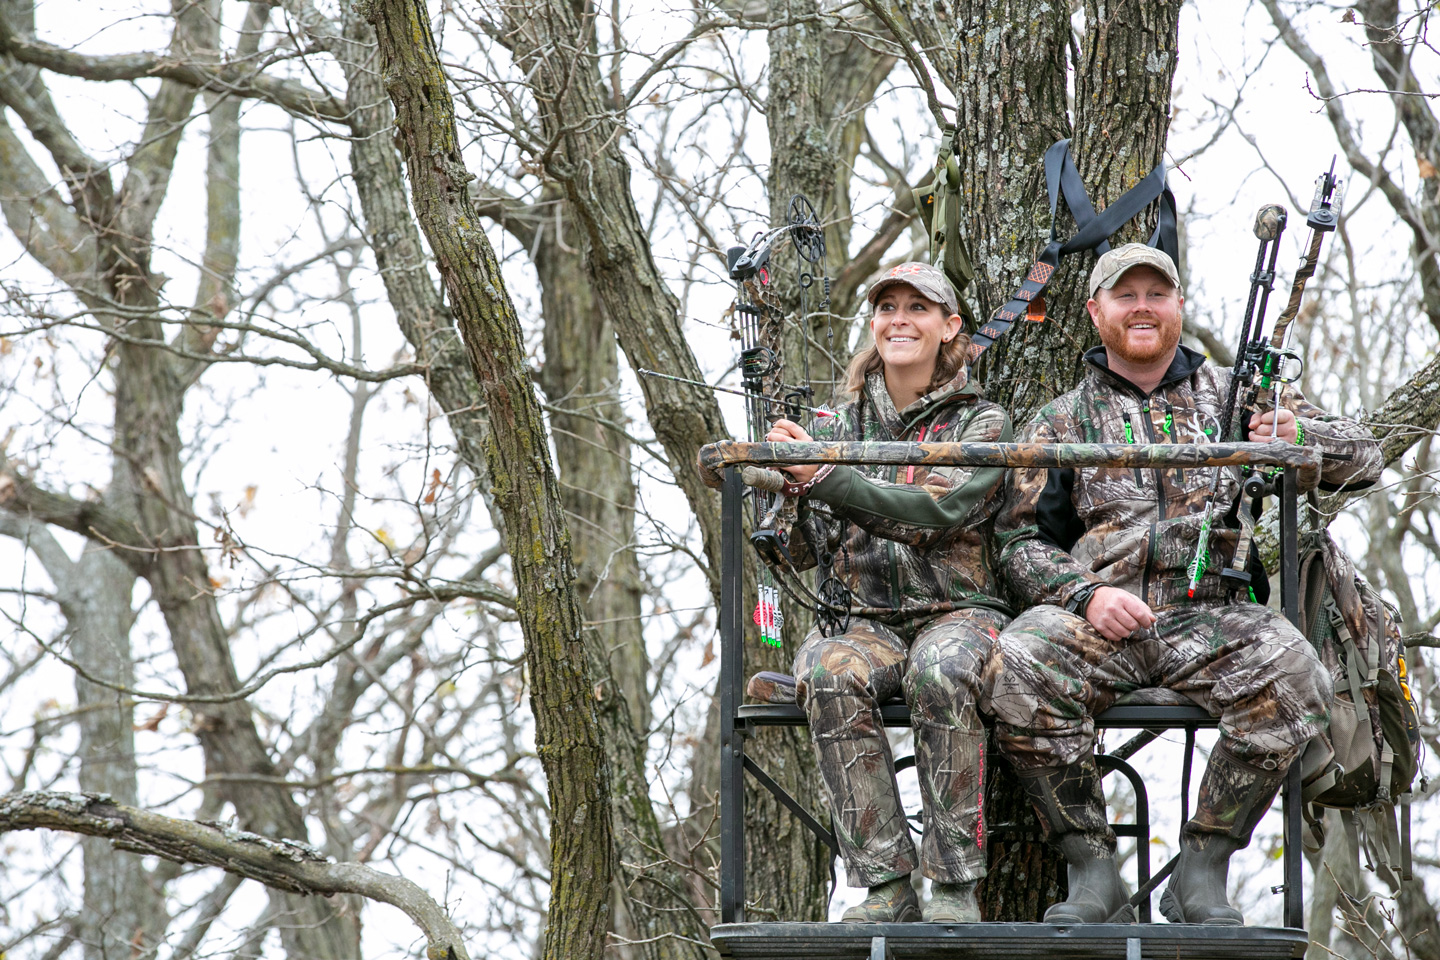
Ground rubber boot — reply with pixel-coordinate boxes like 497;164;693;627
841;875;921;923
1017;761;1135;924
1160;747;1286;925
923;882;981;923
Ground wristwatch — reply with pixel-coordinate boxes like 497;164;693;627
1065;582;1101;617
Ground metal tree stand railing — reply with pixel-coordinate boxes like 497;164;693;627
701;441;1321;960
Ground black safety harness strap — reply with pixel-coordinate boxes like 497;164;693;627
968;138;1179;360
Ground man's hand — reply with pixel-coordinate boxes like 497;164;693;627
1084;586;1157;643
765;418;818;482
1247;407;1298;444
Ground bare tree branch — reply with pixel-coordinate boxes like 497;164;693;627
0;17;351;123
0;792;471;960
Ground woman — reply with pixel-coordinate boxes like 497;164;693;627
767;262;1012;923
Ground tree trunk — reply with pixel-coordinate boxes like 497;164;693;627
68;551;161;960
331;7;495;501
363;5;613;960
959;0;1182;424
0;1;367;954
952;0;1075;426
537;219;650;733
537;188;711;960
952;0;1184;919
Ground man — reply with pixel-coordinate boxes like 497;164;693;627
987;243;1382;925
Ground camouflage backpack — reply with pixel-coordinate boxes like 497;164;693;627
1296;524;1425;890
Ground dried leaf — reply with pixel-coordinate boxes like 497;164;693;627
1341;9;1356;23
1419;155;1437;179
423;468;444;504
134;704;169;732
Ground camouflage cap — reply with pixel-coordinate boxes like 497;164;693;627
1088;243;1181;298
867;262;961;316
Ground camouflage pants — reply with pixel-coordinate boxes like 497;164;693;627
793;607;1009;887
988;602;1332;773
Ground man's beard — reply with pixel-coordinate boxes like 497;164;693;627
1107;316;1180;366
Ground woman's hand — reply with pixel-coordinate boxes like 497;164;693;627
765;418;818;482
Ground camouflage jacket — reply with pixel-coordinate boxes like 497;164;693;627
796;369;1014;632
995;345;1382;611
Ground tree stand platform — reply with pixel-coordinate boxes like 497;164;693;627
711;922;1307;959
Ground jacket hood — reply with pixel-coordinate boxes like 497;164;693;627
1082;343;1207;396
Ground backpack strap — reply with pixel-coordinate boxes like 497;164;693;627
1370;596;1393;803
917;128;980;331
1301;802;1326;853
1345;806;1404;893
1401;790;1413;882
1399;776;1438;883
967;139;1179;361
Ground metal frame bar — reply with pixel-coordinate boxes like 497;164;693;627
1097;755;1152;922
720;467;746;923
1181;727;1196;826
1279;468;1304;929
744;755;838;855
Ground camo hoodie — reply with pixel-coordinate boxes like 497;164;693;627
796;368;1014;632
996;345;1382;611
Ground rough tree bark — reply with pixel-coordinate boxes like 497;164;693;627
951;0;1076;423
959;0;1182;424
945;0;1184;920
363;4;613;960
533;185;712;959
766;0;896;384
283;8;708;955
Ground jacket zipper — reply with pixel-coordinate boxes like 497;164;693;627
1139;398;1166;607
